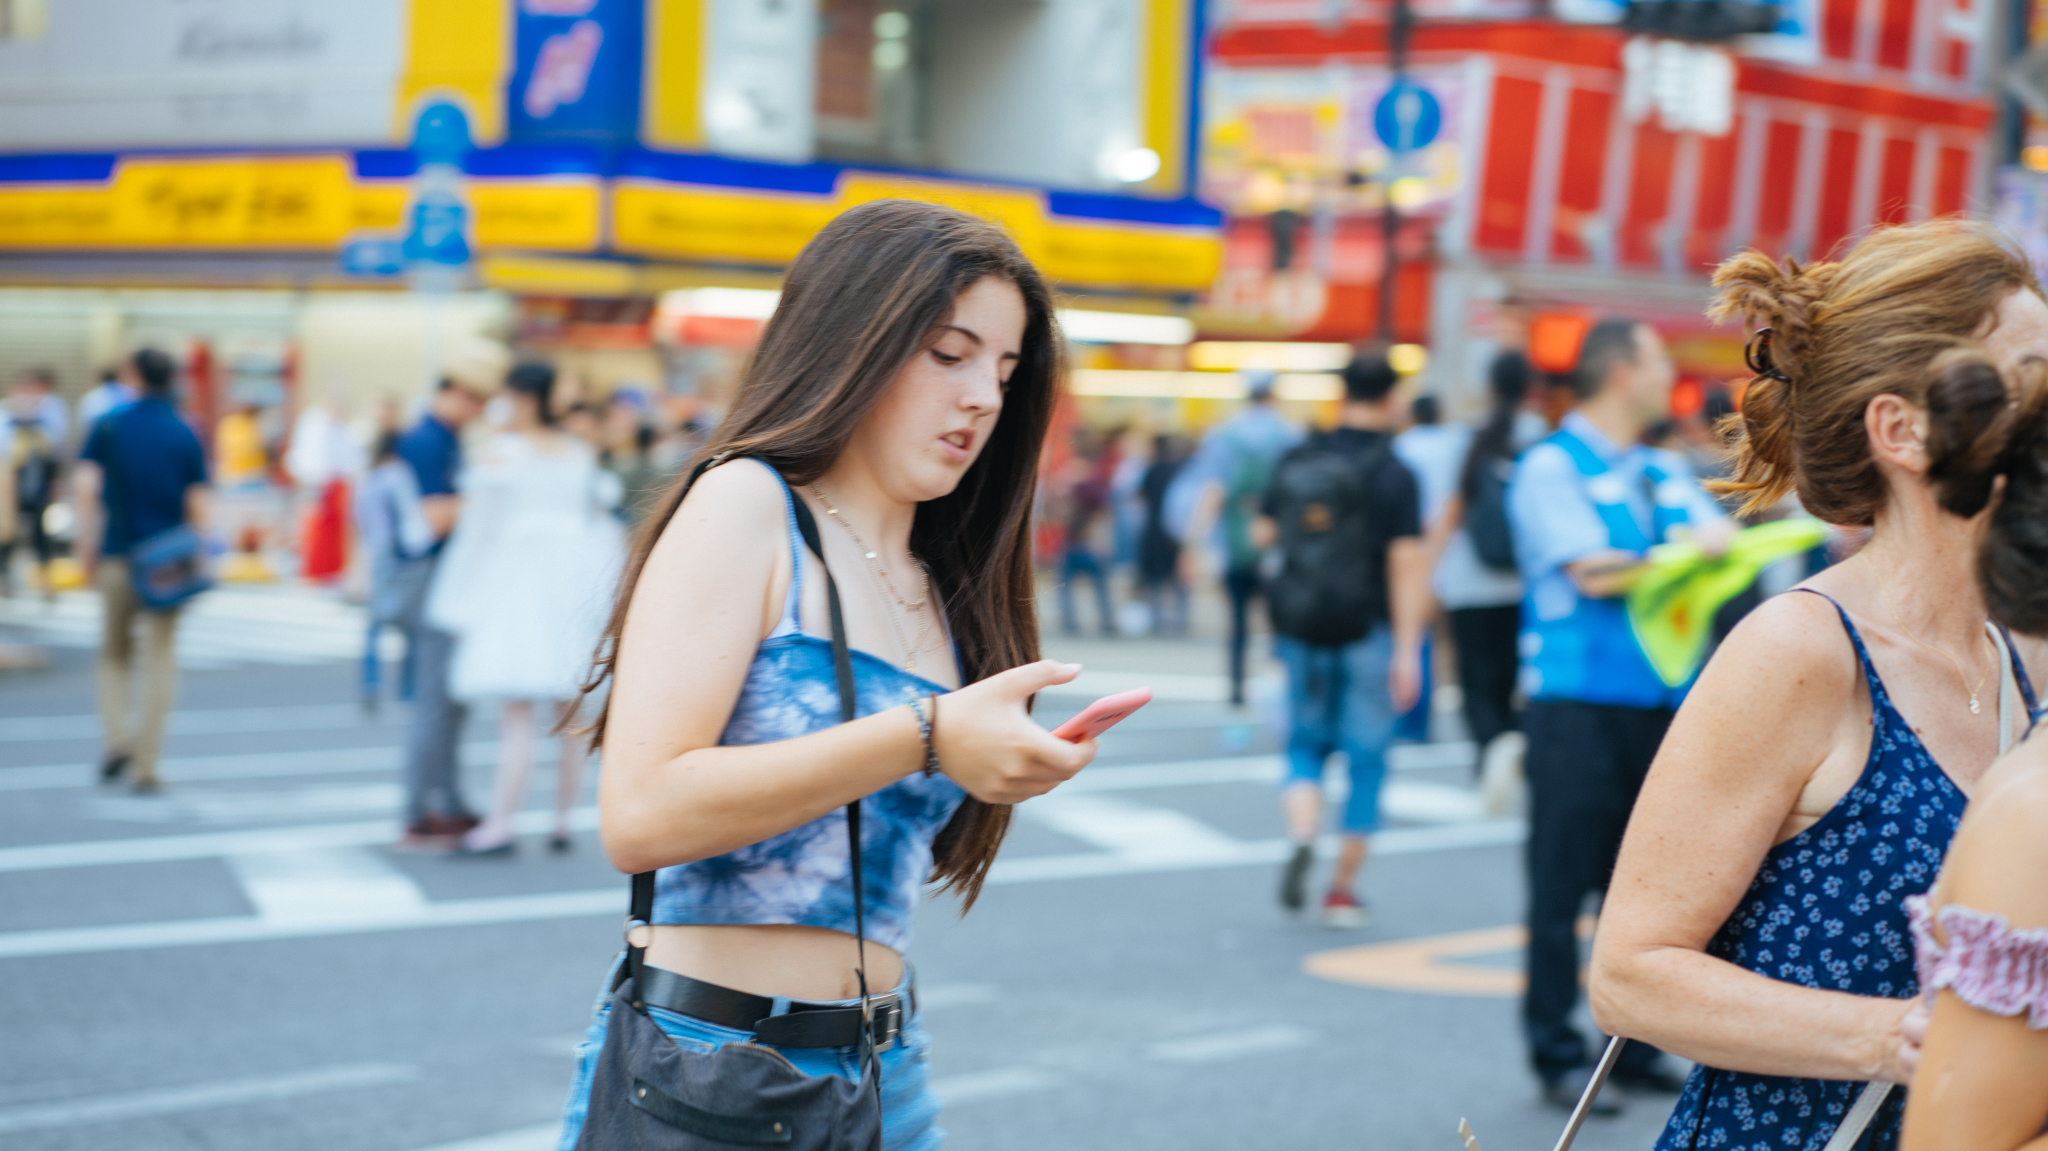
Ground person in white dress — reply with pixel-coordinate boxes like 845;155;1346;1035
427;361;624;855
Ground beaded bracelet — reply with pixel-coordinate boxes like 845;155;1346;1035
908;695;941;777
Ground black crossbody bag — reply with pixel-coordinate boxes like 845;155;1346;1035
575;455;885;1151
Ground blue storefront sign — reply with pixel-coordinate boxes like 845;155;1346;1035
507;0;644;146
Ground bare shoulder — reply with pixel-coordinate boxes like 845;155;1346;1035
1697;589;1859;702
643;458;787;577
1945;744;2048;928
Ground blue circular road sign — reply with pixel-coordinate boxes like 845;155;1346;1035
1373;79;1443;154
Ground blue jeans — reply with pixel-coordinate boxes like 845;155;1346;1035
1058;546;1114;636
1276;627;1397;834
557;960;944;1151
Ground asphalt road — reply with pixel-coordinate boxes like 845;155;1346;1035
0;588;1688;1151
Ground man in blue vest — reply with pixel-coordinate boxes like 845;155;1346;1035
1507;318;1732;1111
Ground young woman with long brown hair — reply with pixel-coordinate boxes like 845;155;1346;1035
553;200;1097;1150
1588;220;2048;1150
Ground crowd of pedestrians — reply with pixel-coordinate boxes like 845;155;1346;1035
16;204;2046;1150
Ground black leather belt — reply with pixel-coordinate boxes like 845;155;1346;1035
633;965;912;1051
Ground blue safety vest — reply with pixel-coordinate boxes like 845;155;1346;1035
1521;426;1694;709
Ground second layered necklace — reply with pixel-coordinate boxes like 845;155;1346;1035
812;484;935;673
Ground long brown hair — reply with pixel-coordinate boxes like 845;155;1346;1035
579;199;1062;908
1708;219;2042;523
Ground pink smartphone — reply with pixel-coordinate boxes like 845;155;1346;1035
1048;687;1154;743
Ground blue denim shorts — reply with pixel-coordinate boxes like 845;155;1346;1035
1275;627;1397;834
556;957;943;1151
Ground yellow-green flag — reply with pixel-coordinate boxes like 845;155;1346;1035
1628;519;1829;687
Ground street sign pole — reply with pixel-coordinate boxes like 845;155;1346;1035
1380;0;1416;343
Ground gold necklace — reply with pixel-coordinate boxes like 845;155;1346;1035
1873;566;1992;715
811;484;933;671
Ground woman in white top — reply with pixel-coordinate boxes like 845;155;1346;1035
428;361;625;855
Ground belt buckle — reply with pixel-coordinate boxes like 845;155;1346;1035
863;994;903;1052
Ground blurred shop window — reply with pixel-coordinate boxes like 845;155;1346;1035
0;0;43;39
818;0;924;163
0;0;46;40
811;0;1154;191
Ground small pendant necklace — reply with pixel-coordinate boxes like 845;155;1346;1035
811;484;933;672
1874;568;1992;715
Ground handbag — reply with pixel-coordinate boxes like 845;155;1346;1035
90;411;212;610
574;454;885;1151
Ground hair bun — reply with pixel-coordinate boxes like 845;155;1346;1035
1926;350;2048;518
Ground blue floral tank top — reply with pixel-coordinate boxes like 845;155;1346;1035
649;461;966;952
1655;590;2037;1151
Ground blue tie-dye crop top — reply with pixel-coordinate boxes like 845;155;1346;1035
648;460;967;952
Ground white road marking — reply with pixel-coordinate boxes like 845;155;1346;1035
405;1122;560;1151
0;805;598;874
1;741;501;793
0;585;382;670
1146;1024;1315;1064
0;1062;417;1135
984;820;1527;884
1382;780;1486;824
927;1066;1062;1106
1019;793;1247;861
0;702;387;743
226;846;429;925
0;822;1527;960
0;889;623;960
1037;668;1280;703
89;783;406;824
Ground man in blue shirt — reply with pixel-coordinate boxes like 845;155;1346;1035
1507;319;1731;1111
392;374;490;850
74;349;210;792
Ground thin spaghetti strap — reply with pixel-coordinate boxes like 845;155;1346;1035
1994;621;2042;721
1790;587;1888;698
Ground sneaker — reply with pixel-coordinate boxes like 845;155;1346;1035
394;813;474;854
98;753;130;785
1320;889;1370;929
1279;843;1314;911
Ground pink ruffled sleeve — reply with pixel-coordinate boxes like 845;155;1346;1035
1908;895;2048;1030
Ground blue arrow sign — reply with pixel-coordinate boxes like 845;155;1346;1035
1373;78;1443;154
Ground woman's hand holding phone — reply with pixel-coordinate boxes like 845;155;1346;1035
930;660;1098;805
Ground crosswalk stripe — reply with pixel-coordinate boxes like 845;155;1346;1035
0;820;1526;960
0;1063;417;1135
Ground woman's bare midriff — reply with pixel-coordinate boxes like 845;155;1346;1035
642;924;905;1002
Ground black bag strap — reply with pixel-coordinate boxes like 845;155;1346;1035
613;454;879;1082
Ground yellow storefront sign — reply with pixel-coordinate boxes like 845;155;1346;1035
0;156;599;252
612;172;1220;292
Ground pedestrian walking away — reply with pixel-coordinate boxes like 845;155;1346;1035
1895;350;2048;1151
1589;220;2048;1151
1172;369;1302;705
1506;317;1733;1111
70;348;212;792
1260;353;1430;930
355;429;434;709
426;360;625;856
1421;352;1550;778
556;200;1097;1151
2;368;65;599
392;369;495;850
1136;434;1189;636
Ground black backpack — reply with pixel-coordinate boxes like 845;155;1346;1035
1264;432;1394;646
10;421;55;510
1465;453;1518;572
